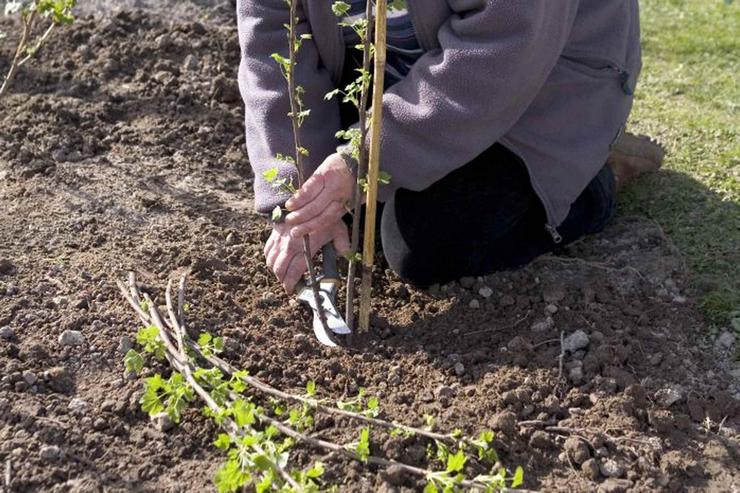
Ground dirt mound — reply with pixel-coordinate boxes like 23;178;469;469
1;8;739;493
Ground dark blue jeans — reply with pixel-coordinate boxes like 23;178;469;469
379;144;616;286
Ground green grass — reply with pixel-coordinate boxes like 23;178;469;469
621;0;740;327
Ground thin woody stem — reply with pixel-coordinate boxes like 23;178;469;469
0;11;38;99
345;0;375;331
286;0;331;334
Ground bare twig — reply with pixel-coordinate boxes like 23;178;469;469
463;311;531;337
531;338;561;350
0;11;38;99
4;459;11;490
17;21;55;68
556;331;565;390
535;255;645;281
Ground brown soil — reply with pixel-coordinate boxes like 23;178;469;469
1;8;739;493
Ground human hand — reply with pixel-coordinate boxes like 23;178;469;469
283;153;354;239
264;219;350;293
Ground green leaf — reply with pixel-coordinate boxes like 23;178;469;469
262;167;280;183
446;449;467;473
232;399;256;427
213;337;224;352
135;325;165;360
270;52;290;68
306;461;325;479
271;206;282;222
306;380;316;396
214;456;251;493
378;170;392;185
197;332;212;347
512;466;524;488
331;1;351;16
365;396;380;417
214;433;232;450
123;349;144;375
140;374;166;416
355;427;371;462
424;482;439;493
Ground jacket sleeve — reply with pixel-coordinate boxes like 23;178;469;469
375;0;580;201
237;0;341;214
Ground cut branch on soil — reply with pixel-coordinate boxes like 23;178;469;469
116;273;528;492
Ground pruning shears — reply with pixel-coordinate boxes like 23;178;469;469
296;245;351;347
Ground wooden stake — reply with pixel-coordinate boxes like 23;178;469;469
359;0;388;331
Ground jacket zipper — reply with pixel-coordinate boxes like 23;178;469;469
561;54;633;96
545;224;563;244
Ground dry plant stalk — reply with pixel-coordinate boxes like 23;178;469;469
359;0;388;331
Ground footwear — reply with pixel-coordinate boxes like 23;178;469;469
607;132;666;190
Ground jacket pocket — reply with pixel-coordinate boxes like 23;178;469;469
559;52;633;95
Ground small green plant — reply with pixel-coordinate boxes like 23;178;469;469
262;0;330;334
1;0;76;99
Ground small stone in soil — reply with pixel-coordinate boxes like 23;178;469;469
58;330;85;346
581;458;600;480
119;335;134;355
569;366;584;385
500;294;515;306
531;316;555;332
382;465;405;486
478;286;493;298
542;285;566;303
599;459;624;478
39;445;62;462
545;304;558;314
715;331;735;351
563;329;590;352
469;299;480;309
435;385;455;400
565;436;591;465
0;326;14;340
655;385;684;408
68;398;88;413
151;412;174;432
529;430;556;449
0;258;16;275
459;276;475;289
22;370;37;386
599;478;633;493
453;362;465;376
489;411;517;435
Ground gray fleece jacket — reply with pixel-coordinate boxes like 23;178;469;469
236;0;641;232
